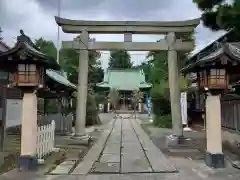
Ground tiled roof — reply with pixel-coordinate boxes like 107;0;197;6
181;41;240;73
46;69;76;89
96;68;152;90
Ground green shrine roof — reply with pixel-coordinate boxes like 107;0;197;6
96;68;152;91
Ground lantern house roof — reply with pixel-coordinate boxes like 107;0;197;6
181;42;240;73
46;69;76;89
0;30;60;70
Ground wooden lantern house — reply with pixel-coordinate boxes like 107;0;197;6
182;42;240;94
0;30;60;90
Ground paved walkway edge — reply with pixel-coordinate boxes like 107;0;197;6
71;120;116;175
130;118;178;172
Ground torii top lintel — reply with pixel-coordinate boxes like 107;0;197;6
55;16;200;34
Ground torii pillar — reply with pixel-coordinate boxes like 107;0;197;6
72;31;90;143
166;32;184;146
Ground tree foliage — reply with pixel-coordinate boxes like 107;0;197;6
193;0;240;31
131;88;144;118
35;37;104;125
141;33;193;121
108;88;119;112
59;37;104;85
35;38;57;64
108;50;132;69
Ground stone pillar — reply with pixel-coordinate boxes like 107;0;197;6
166;32;183;137
205;94;225;168
73;30;90;143
19;92;38;171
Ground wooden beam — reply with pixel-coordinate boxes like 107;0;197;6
62;40;194;51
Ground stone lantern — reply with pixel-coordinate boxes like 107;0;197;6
0;30;60;171
181;42;240;168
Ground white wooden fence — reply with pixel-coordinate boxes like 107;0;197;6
36;120;56;163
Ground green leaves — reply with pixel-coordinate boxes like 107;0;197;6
193;0;225;11
194;0;240;31
35;38;57;63
108;50;132;69
108;88;119;110
132;88;143;104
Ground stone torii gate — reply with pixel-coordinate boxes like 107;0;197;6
55;16;200;144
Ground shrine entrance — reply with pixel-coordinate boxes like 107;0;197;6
119;91;131;110
55;16;200;138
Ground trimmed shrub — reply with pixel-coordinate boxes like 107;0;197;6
153;114;172;128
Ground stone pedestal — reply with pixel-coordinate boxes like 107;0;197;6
165;134;190;148
19;92;38;171
205;94;225;168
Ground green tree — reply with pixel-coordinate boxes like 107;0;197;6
35;38;57;63
59;37;104;85
193;0;240;31
35;37;104;125
142;33;194;127
108;88;119;113
108;50;132;69
131;88;144;118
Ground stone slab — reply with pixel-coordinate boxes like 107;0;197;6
60;160;76;165
72;120;116;175
121;154;152;173
130;119;177;173
103;144;121;154
51;161;75;174
100;153;120;163
122;142;142;149
92;162;120;173
121;147;143;154
168;149;200;153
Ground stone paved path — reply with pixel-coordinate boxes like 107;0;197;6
72;114;176;174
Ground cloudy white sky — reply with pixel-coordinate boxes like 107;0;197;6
0;0;226;68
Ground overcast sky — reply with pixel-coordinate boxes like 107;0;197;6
0;0;226;68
